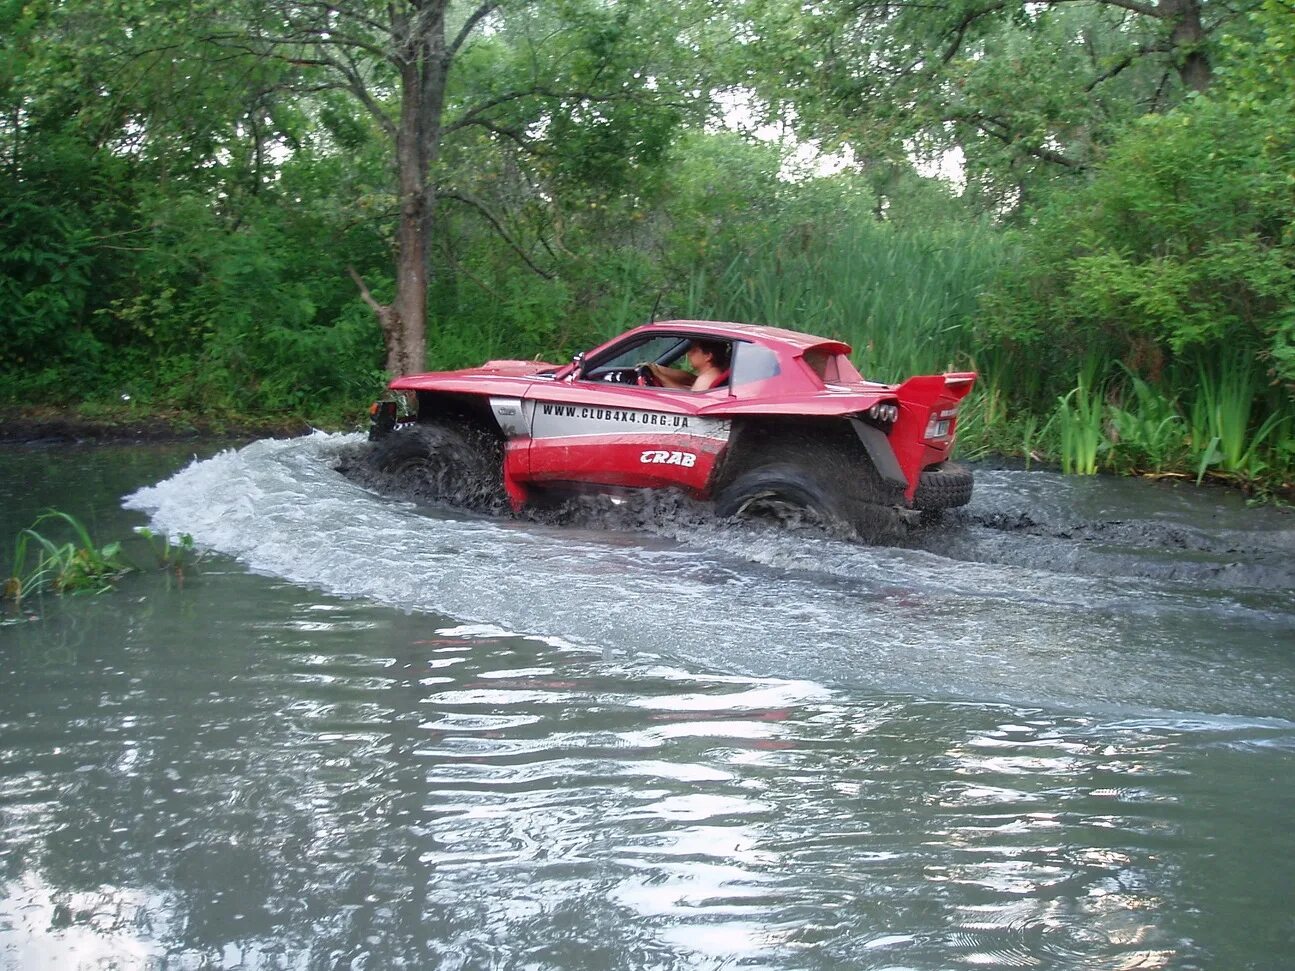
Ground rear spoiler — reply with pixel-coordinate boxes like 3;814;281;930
889;372;977;496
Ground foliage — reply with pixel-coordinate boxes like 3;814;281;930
982;101;1295;385
1021;354;1293;489
4;512;133;606
135;527;199;586
1188;354;1291;485
1105;366;1189;475
963;1;1295;491
4;513;208;612
737;0;1234;215
0;0;1292;497
1053;361;1106;476
0;183;95;365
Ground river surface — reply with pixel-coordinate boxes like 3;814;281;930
1;434;1292;970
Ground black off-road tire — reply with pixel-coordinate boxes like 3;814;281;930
713;428;905;543
912;462;974;512
364;422;506;511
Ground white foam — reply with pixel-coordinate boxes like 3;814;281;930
123;433;1295;720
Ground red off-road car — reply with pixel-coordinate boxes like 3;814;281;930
365;320;975;538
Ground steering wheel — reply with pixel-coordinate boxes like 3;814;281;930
634;364;658;387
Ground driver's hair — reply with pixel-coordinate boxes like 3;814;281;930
691;339;731;369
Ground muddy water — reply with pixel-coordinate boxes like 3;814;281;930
1;435;1292;969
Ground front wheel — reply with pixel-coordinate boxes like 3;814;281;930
364;422;506;511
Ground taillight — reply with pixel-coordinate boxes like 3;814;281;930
924;407;960;441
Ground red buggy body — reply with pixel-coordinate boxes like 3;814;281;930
367;320;976;536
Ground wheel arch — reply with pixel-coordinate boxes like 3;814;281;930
410;391;504;441
708;415;905;497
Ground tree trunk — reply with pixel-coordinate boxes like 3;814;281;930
1161;0;1212;93
389;178;429;376
376;8;449;376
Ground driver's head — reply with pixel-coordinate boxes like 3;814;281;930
688;339;730;370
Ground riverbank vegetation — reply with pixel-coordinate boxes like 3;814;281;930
2;0;1291;496
3;511;196;612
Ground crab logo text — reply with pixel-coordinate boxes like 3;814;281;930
640;450;697;468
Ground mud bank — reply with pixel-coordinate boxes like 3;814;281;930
0;406;325;445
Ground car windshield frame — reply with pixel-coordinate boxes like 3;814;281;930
583;333;692;377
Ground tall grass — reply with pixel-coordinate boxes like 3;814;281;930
1037;355;1292;488
1053;360;1106;475
687;221;1005;381
1187;353;1290;485
1105;365;1188;474
955;375;1044;465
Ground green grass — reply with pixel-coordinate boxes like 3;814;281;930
954;378;1044;467
1187;353;1290;486
1105;365;1189;474
1052;359;1107;476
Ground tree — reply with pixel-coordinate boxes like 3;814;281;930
223;0;705;375
979;0;1295;388
741;0;1256;214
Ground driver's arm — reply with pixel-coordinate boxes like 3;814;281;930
647;362;693;389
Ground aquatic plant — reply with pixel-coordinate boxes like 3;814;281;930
4;511;134;606
1188;355;1291;486
4;530;53;608
135;527;198;586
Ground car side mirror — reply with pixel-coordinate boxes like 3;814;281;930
570;351;586;380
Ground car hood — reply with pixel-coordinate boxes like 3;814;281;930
460;359;561;377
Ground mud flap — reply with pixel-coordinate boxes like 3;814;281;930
848;418;908;489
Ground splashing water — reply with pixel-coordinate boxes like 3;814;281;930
124;433;1295;721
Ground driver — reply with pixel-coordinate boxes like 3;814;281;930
647;340;730;391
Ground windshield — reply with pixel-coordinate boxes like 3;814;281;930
590;335;690;373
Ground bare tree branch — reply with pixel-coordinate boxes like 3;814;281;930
1085;41;1171;91
348;266;386;313
444;85;687;135
440;190;555;279
450;2;500;57
1090;0;1164;18
454;117;549;155
951;111;1085;168
941;2;1007;64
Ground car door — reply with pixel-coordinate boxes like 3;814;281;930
519;334;732;494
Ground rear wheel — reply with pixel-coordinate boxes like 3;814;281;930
713;429;904;543
365;422;506;511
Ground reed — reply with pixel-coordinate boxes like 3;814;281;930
688;221;1002;382
951;376;1040;464
1054;361;1106;475
1187;354;1291;485
1106;365;1189;474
